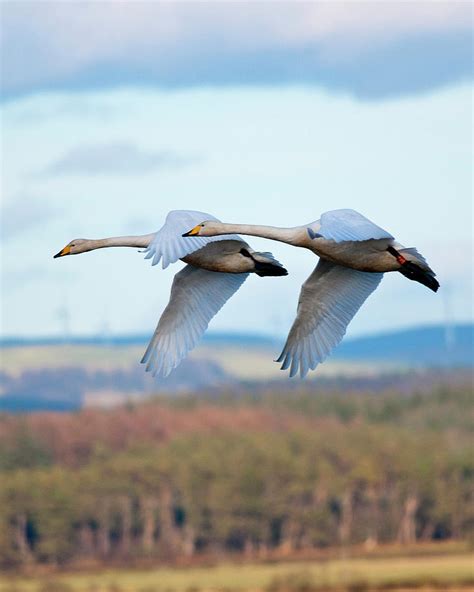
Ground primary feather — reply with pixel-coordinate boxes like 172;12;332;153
318;209;394;243
276;259;383;378
144;210;240;269
141;266;248;377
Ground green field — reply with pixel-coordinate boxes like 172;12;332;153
1;551;473;592
0;343;400;380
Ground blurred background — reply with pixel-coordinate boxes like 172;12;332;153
0;2;473;591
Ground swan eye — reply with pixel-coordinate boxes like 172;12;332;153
240;248;251;258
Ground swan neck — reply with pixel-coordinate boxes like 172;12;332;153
214;223;301;245
85;234;155;251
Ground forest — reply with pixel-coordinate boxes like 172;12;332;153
0;384;472;570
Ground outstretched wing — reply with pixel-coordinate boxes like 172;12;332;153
141;265;248;377
277;259;383;378
144;210;240;269
318;209;393;243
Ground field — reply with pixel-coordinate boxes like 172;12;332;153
2;329;470;413
1;548;473;591
1;381;472;592
0;342;394;379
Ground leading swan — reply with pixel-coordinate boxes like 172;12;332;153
183;209;439;378
54;210;287;377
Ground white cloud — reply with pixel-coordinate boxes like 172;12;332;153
1;1;471;100
41;142;199;176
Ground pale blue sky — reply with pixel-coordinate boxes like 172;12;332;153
1;2;472;338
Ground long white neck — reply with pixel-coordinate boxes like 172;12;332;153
82;233;155;251
208;223;306;246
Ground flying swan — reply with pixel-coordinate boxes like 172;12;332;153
54;210;287;377
183;208;439;378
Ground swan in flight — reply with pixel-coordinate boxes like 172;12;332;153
183;208;439;378
54;210;287;377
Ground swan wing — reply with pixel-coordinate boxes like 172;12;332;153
145;210;241;269
319;209;394;242
276;259;383;378
141;265;248;377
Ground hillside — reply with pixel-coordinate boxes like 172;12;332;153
2;323;472;366
334;323;473;366
0;324;472;412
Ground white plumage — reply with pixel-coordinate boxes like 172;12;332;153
318;209;394;242
141;266;248;377
144;210;240;269
276;260;383;378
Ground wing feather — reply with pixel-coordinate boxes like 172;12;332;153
277;259;383;378
319;209;393;243
141;265;248;378
144;210;241;269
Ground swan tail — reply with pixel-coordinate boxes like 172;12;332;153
388;246;439;292
252;251;288;277
398;262;440;292
398;247;434;273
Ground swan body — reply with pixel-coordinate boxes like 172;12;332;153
184;208;439;378
54;210;287;377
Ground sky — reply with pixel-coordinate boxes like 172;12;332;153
1;1;473;340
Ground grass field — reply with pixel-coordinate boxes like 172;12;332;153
1;551;473;592
0;343;400;380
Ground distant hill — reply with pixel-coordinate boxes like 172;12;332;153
333;323;473;367
0;324;472;413
0;331;278;349
1;324;472;366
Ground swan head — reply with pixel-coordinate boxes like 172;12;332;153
53;238;90;258
182;220;220;237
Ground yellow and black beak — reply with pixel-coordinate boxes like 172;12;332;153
182;224;202;237
53;245;71;259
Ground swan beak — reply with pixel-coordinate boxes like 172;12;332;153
182;225;202;237
54;245;71;258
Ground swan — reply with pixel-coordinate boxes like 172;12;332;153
183;208;439;378
53;210;287;377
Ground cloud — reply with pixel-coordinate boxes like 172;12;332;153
42;142;199;176
1;197;60;241
1;2;471;101
5;96;126;127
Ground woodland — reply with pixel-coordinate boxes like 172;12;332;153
0;385;472;569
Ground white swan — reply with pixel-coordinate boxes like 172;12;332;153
183;208;439;378
54;210;287;377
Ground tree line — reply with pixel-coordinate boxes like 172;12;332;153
0;385;472;568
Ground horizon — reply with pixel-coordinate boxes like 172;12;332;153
1;320;472;345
